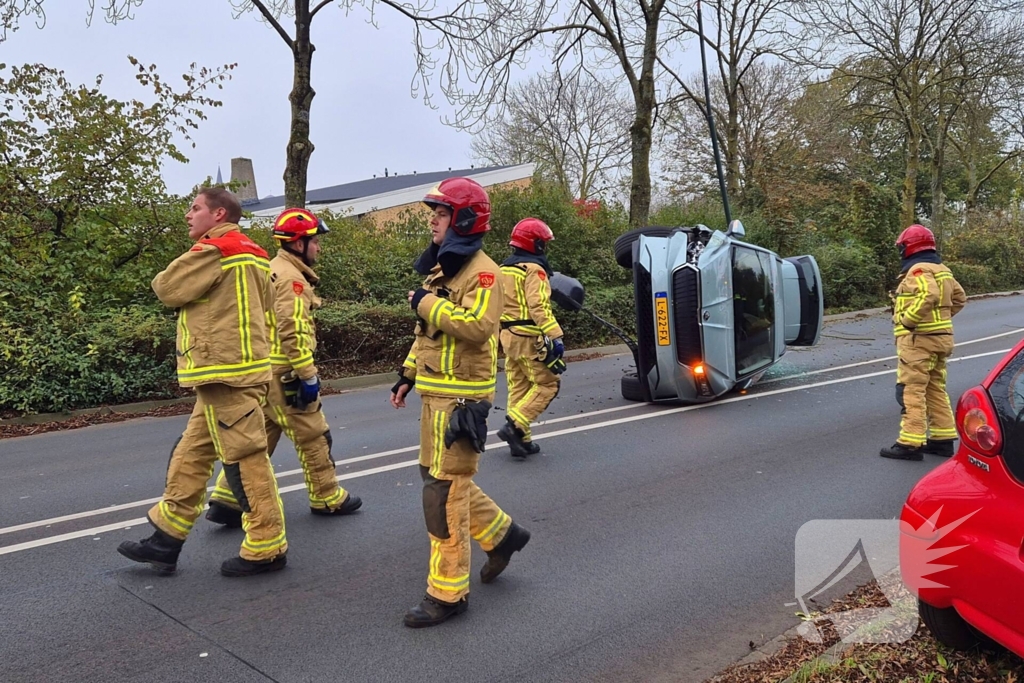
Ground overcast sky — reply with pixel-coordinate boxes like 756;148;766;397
2;0;523;198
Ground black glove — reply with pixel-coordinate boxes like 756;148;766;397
546;357;567;375
391;374;414;396
444;399;492;453
281;372;307;409
410;288;431;312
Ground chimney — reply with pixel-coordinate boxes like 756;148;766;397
385;167;389;178
230;157;259;206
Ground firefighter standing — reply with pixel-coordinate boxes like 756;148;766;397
118;188;288;577
880;224;967;461
498;218;566;458
390;177;531;628
206;208;362;528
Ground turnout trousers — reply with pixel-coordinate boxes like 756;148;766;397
419;394;513;603
501;330;560;440
895;333;957;447
209;372;352;512
148;383;288;561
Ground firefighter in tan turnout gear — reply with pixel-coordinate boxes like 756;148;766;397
880;224;967;462
206;208;362;528
390;177;531;628
117;187;288;577
498;218;566;458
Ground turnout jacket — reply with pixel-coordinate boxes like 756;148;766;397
268;250;322;379
892;262;966;338
402;250;502;400
152;223;273;388
499;261;564;341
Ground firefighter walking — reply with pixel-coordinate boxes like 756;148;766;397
880;224;967;461
206;208;362;528
118;187;288;577
390;177;531;628
498;218;566;458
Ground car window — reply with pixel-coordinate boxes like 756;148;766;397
990;346;1024;485
732;246;775;376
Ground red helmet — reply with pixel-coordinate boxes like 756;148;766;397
272;208;329;242
422;177;491;236
896;224;936;257
510;218;554;254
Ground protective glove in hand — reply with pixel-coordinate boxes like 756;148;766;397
444;400;492;453
545;357;567;375
542;337;566;375
298;375;320;407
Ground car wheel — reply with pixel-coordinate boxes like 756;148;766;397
613;226;680;269
919;600;982;651
621;371;647;402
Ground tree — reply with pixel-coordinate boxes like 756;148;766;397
2;0;533;208
661;0;801;201
471;71;631;199
800;0;1024;227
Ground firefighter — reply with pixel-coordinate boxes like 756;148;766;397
117;187;288;577
205;208;362;528
390;177;531;628
497;218;566;458
880;224;967;461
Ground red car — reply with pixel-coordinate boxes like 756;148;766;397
900;338;1024;656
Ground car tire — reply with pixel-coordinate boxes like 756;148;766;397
613;227;679;269
918;600;981;651
621;371;647;402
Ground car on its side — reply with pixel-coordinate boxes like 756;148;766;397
899;338;1024;657
611;221;824;403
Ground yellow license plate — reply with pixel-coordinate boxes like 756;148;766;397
655;292;670;346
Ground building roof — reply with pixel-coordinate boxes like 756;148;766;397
245;164;529;216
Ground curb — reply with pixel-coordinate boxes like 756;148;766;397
4;290;1019;427
0;344;633;427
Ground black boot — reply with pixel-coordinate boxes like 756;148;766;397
481;522;531;584
220;554;287;577
921;439;956;457
117;527;184;573
403;594;468;628
497;418;532;459
522;440;541;455
206;501;243;528
310;494;363;516
880;443;924;461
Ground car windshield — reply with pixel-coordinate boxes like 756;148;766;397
990;345;1024;485
732;246;775;376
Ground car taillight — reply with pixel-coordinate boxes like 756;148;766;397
955;386;1002;456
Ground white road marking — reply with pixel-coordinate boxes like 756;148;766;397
0;346;1012;558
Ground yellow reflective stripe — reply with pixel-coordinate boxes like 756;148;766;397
904;275;930;322
210;485;238;504
913;320;953;331
204;404;225;458
403;353;417;369
235;267;254;364
509;324;544;335
540;320;560;334
537;276;558;330
430;409;445;476
178;308;195;370
416;377;496;391
242;530;287;552
221;254;271;272
158;500;193;535
291;355;315;370
451;288;491;322
441;333;455;380
429;299;454;326
474;510;508;544
489;334;498;385
178;359;271;382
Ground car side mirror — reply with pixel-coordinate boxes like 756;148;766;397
726;219;745;238
550;272;585;312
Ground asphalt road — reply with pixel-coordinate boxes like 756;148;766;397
1;295;1022;683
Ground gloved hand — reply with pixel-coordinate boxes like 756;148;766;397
298;375;320;408
410;288;431;312
444;400;492;453
542;337;566;375
545;356;567;375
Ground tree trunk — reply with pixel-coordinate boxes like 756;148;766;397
628;105;654;228
284;3;316;209
930;103;946;248
725;64;740;202
901;130;920;228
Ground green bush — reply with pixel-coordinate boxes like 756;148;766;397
809;242;887;311
945;261;1001;295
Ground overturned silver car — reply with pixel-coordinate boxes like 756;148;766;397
552;220;824;404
